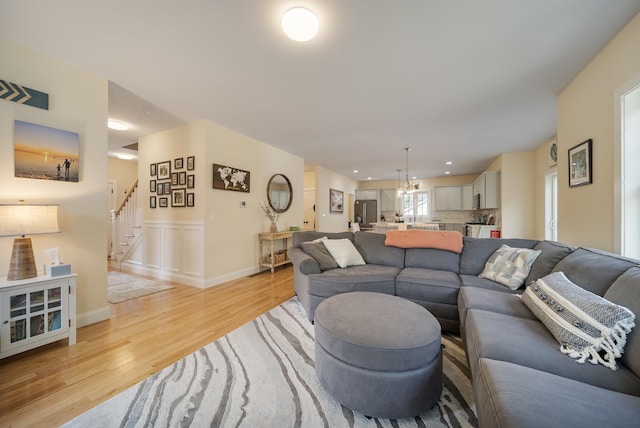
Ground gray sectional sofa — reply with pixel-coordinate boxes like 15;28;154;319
288;230;640;427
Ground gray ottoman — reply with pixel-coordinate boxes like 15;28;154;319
314;291;442;419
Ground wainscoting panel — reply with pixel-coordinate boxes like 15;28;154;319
122;221;205;287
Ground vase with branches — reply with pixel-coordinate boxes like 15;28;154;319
260;202;280;232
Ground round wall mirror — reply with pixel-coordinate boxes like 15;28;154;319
267;174;292;213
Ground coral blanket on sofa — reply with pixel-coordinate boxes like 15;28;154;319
385;230;464;253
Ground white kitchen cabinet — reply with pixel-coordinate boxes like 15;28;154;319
0;274;76;359
380;189;397;212
461;185;473;210
355;189;378;200
473;171;500;209
434;186;463;210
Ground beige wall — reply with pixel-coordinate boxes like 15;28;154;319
315;166;358;232
557;12;640;251
108;157;138;208
0;37;109;325
138;119;305;284
500;152;536;239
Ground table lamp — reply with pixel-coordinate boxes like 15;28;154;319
0;202;59;280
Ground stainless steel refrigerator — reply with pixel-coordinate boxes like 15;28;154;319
354;199;377;229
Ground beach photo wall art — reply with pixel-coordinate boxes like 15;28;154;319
13;120;80;182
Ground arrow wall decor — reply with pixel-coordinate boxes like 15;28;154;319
0;79;49;110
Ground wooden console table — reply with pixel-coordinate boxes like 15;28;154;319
258;231;294;273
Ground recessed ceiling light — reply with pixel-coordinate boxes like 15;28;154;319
446;161;452;165
108;120;129;131
117;154;135;160
353;170;359;173
445;171;451;175
281;7;319;42
367;177;372;180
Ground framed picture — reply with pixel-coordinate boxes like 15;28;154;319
548;140;558;167
175;157;184;169
164;182;171;195
159;197;168;208
179;171;187;186
330;188;344;213
187;174;195;189
172;172;178;185
568;139;593;188
157;182;164;195
157;161;171;180
187;193;194;207
150;179;156;192
172;188;186;207
187;156;195;171
150;163;157;177
150;196;157;208
212;163;250;192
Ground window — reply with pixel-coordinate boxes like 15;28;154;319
616;81;640;258
402;191;429;220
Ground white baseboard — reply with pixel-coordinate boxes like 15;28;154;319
120;262;206;288
77;306;110;328
204;266;260;288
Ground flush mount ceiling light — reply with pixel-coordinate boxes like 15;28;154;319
108;119;129;131
117;154;135;160
281;7;319;42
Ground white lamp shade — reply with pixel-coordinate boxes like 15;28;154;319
0;204;59;237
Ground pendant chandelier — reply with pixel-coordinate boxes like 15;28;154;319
402;147;419;193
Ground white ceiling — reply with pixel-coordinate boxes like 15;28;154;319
2;1;640;179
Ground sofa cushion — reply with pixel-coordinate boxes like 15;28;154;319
474;358;640;428
526;240;575;284
479;245;541;290
354;231;405;268
460;237;539;275
323;238;366;268
405;248;460;273
605;267;640;378
552;247;638;296
396;268;461;305
522;272;635;370
459;274;522;293
465;309;640;395
292;231;353;248
300;240;339;271
307;264;399;298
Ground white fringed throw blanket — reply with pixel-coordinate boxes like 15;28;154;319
522;272;635;370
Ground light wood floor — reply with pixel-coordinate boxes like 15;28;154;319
0;266;295;428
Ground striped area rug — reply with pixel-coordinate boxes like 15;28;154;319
62;298;477;427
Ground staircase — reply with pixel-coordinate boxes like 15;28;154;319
110;180;142;267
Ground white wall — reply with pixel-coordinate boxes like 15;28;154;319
0;37;109;326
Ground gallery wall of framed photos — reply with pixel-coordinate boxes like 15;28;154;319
149;155;196;209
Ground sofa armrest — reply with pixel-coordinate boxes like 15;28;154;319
288;247;321;275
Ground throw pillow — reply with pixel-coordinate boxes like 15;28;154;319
322;238;366;268
521;271;636;370
300;239;339;271
479;244;542;290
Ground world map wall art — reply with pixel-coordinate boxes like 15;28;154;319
213;163;250;193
